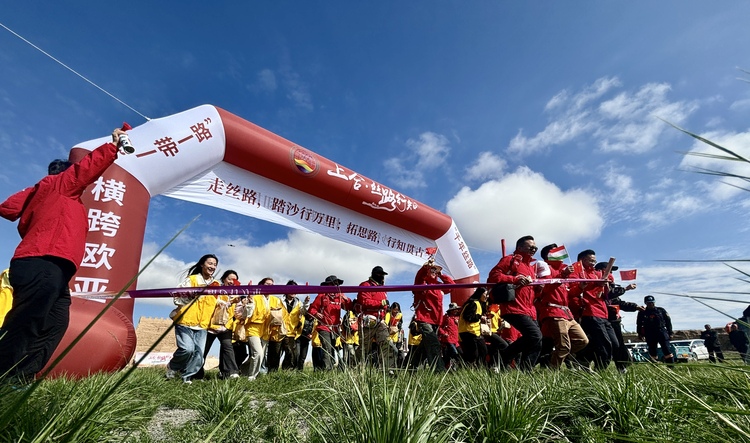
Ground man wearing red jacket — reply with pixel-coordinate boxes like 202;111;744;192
308;275;353;371
568;249;618;370
356;266;394;371
412;258;455;371
0;128;128;382
537;244;589;369
487;235;542;371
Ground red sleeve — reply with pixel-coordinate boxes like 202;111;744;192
439;273;455;293
487;256;516;284
414;265;429;285
0;187;35;221
308;294;324;318
357;281;385;310
58;142;118;197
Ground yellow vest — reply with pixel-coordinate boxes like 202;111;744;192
458;300;481;337
0;269;12;327
246;294;283;340
408;331;422;346
281;297;304;338
385;311;403;343
173;274;217;329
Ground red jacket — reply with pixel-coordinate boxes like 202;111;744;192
308;292;353;333
413;264;455;325
568;264;608;319
487;252;537;319
357;279;388;318
537;262;574;321
0;142;119;269
438;312;459;346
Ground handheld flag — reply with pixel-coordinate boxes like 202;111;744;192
425;247;438;256
620;269;637;281
547;245;569;261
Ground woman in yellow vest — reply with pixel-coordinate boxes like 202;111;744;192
458;287;489;367
340;310;359;368
166;254;218;384
194;270;242;380
486;303;509;371
269;280;310;371
384;302;403;367
244;277;282;380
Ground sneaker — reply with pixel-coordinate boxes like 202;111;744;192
165;366;177;380
229;373;240;379
247;375;257;381
183;380;192;385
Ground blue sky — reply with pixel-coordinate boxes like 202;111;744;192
2;2;750;339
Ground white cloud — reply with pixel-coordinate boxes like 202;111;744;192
465;151;507;181
385;131;451;189
508;77;699;156
678;129;750;201
446;166;604;251
255;68;277;93
602;168;638;205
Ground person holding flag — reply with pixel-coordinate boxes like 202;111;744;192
596;262;641;373
537;244;589;369
412;253;455;372
487;235;542;371
569;249;618;371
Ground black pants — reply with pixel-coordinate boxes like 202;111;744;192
266;340;283;372
459;332;487;366
195;329;239;379
501;314;542;371
0;257;76;381
580;316;617;370
610;320;631;370
707;345;725;363
281;336;299;369
417;322;444;371
233;342;250;375
297;336;311;370
487;333;509;367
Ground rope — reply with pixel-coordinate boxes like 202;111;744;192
0;21;151;121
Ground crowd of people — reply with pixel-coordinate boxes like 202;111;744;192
164;235;747;383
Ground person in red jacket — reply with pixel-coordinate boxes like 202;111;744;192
356;266;394;371
487;235;542;371
412;258;455;371
568;249;618;370
308;275;352;371
0;128;128;382
537;244;589;369
438;302;461;369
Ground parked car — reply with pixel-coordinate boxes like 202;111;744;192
671;339;710;361
625;341;692;363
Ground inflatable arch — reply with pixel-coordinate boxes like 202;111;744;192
48;105;480;377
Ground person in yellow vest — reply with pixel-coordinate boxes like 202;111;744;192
485;303;509;372
244;277;282;381
194;270;242;380
384;302;403;366
268;280;310;371
0;269;12;327
310;322;325;371
405;319;423;369
166;254;219;384
458;287;489;367
340;310;359;368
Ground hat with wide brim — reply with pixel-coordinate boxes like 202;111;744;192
447;302;460;311
321;275;344;286
595;262;618;271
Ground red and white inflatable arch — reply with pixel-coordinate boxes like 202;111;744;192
51;105;479;377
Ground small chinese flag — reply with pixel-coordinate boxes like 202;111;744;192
426;247;438;256
619;269;637;281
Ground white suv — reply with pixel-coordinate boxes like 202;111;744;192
671;339;710;361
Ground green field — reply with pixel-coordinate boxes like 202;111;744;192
2;360;749;443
